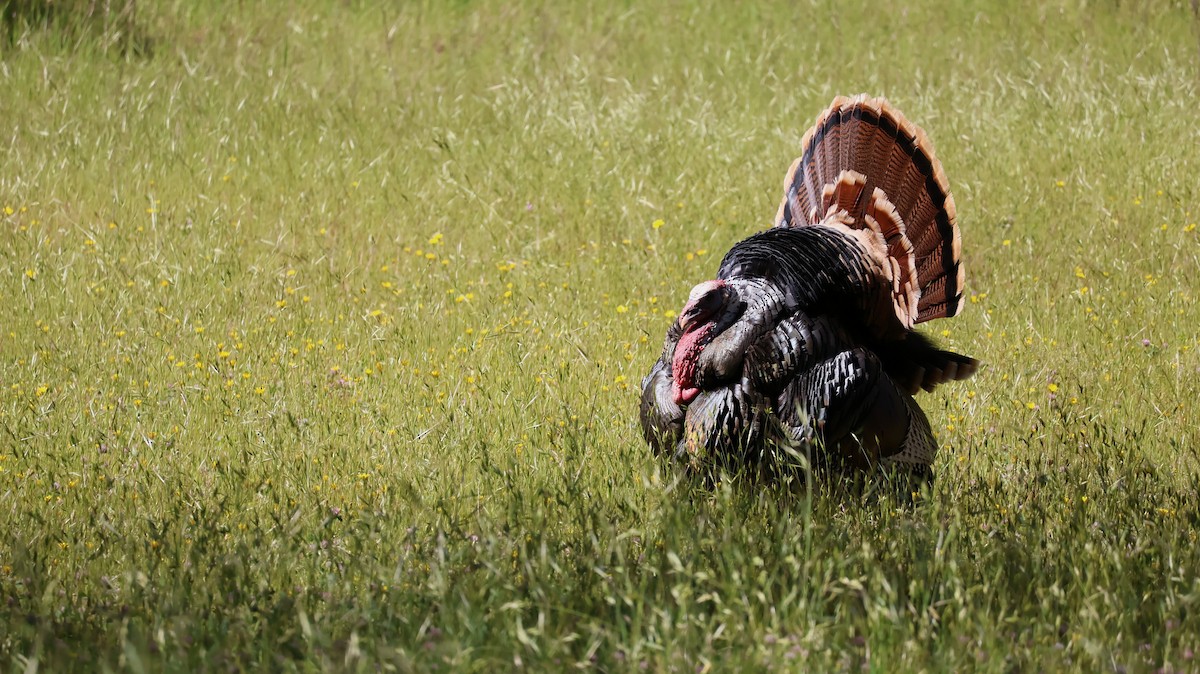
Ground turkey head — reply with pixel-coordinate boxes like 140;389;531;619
671;280;733;405
670;277;786;405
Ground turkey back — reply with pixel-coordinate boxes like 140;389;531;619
773;95;963;327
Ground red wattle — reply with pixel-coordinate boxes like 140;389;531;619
672;323;712;406
673;384;700;406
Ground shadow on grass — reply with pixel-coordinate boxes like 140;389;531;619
3;423;1199;670
1;0;151;55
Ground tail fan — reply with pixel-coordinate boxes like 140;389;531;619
774;95;963;328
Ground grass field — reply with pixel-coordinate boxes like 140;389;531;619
3;0;1200;670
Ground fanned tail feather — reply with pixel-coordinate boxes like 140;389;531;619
775;95;963;325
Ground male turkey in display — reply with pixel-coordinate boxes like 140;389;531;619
639;95;977;481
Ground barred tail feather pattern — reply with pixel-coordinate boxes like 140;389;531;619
774;95;964;326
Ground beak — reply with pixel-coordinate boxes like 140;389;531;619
677;305;706;333
677;281;729;332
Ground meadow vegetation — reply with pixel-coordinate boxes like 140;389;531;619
2;0;1200;670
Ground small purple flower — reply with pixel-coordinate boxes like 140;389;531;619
525;202;534;211
1142;339;1152;347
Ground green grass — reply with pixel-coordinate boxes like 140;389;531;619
2;0;1200;670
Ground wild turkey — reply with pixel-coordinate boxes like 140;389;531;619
639;95;977;480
